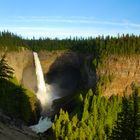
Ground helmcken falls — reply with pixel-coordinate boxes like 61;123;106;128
33;52;48;111
30;52;53;133
33;52;60;113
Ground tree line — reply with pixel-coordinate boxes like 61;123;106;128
1;31;140;57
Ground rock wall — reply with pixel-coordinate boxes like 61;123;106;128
38;50;81;75
0;50;83;93
0;50;37;92
1;50;139;96
97;55;140;96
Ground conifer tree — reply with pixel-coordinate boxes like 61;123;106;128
0;54;14;80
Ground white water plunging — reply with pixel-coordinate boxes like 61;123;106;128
30;116;52;133
33;52;60;112
33;52;48;110
30;52;53;133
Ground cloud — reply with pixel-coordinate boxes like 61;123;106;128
0;26;99;38
0;16;140;38
9;16;140;28
0;26;139;39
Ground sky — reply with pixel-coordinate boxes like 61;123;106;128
0;0;140;38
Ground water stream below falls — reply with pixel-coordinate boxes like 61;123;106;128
30;52;60;133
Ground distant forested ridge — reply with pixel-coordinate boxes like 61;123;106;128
1;31;140;57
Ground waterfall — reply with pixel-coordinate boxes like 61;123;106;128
30;52;52;133
33;52;48;111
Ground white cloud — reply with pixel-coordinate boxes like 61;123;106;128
10;16;140;28
0;26;99;38
1;16;140;38
0;26;139;39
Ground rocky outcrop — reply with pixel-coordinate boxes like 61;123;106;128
0;111;39;140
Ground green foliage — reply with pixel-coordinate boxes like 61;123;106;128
52;89;122;140
52;85;140;140
0;55;38;124
25;34;140;56
96;75;114;95
111;86;140;140
0;54;14;79
0;31;27;51
19;86;38;123
1;31;140;57
0;77;38;124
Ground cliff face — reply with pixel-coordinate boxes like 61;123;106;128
0;50;37;92
38;50;84;97
97;55;140;96
0;50;83;93
1;50;140;96
38;50;81;75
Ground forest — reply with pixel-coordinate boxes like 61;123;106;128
51;87;140;140
1;31;140;139
1;31;140;56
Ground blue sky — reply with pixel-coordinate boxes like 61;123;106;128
0;0;140;38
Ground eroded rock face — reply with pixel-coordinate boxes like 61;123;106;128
0;50;37;92
97;55;140;96
38;50;81;75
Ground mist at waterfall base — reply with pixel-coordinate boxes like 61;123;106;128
30;52;61;133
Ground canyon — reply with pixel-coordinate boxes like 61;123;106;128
1;50;140;139
2;50;140;96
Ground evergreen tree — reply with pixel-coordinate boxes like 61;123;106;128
52;89;122;140
111;87;140;140
0;54;14;80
